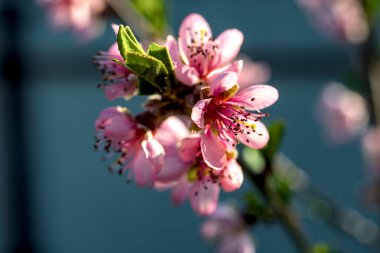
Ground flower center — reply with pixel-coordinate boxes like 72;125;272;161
184;27;219;76
204;98;268;147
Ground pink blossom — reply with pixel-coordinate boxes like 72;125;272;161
93;39;138;101
318;83;368;143
202;204;255;253
297;0;369;44
95;107;164;186
166;13;244;86
39;0;107;40
191;71;278;169
95;107;137;144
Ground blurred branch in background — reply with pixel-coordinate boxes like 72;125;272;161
275;153;380;251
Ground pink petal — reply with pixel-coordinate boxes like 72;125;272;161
191;99;212;128
231;85;279;111
103;82;137;101
171;178;192;205
190;181;220;216
154;180;178;191
178;13;212;59
111;23;120;35
206;60;243;84
166;35;200;85
236;121;269;149
103;115;135;142
141;134;165;172
211;29;243;68
156;155;190;183
95;107;122;130
107;42;120;57
178;134;201;162
201;127;227;170
155;116;189;149
220;159;243;192
209;72;238;97
95;107;137;142
131;149;156;186
166;35;182;64
177;65;201;86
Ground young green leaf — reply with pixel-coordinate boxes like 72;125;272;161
124;51;169;91
147;43;175;77
117;25;145;60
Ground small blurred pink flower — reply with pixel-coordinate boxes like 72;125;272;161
191;71;278;169
39;0;106;40
95;107;164;186
93;41;138;100
362;127;380;176
237;55;271;90
318;83;368;143
166;13;244;86
202;204;255;253
297;0;369;44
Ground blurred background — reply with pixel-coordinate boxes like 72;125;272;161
1;0;379;252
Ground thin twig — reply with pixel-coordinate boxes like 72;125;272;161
238;156;313;253
275;153;380;251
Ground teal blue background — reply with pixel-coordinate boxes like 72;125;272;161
0;0;377;252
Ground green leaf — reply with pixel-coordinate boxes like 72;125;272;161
130;0;167;37
117;25;145;60
262;121;286;161
242;147;266;174
124;51;169;91
147;43;175;87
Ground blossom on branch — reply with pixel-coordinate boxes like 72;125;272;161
191;72;278;169
93;13;279;216
166;13;244;86
95;107;165;186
